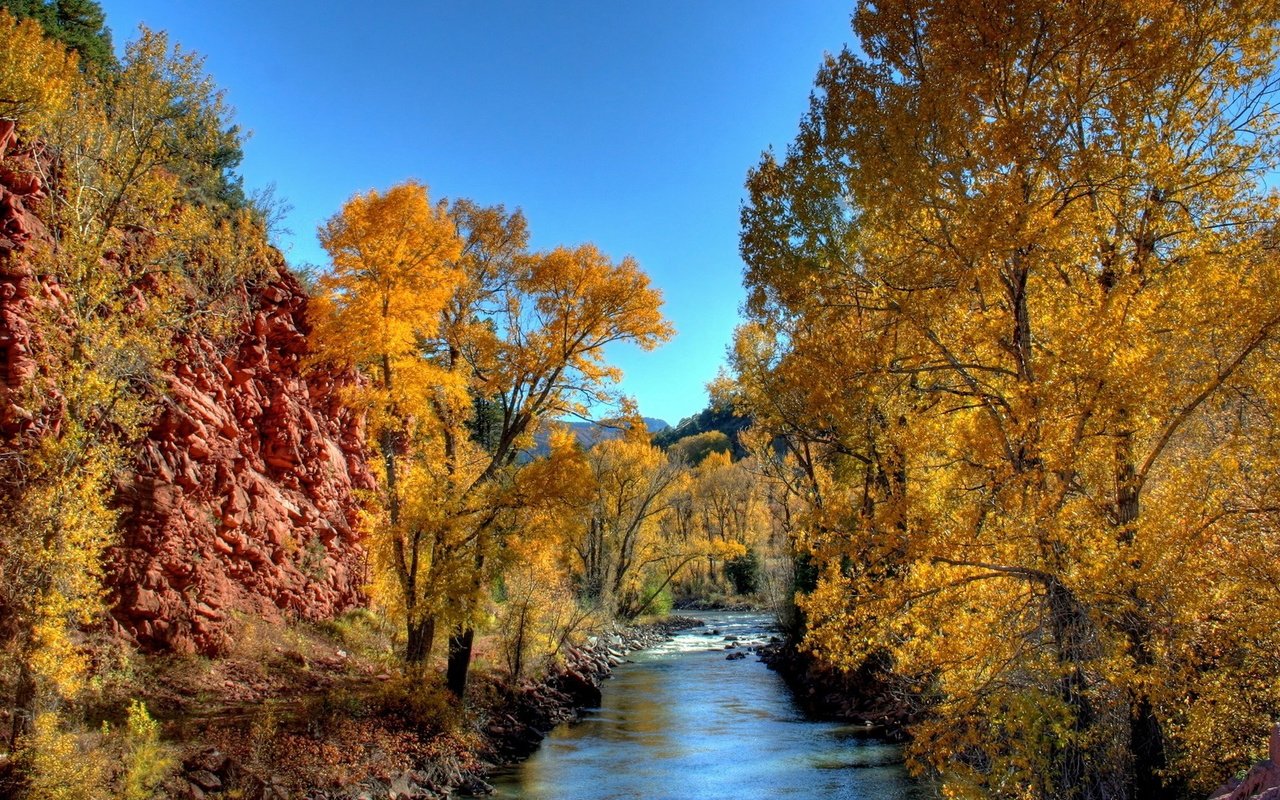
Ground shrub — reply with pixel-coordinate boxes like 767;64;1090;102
724;549;762;595
118;700;173;800
19;712;107;800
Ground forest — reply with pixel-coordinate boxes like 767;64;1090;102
1;1;1279;799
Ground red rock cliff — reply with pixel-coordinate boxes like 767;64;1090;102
109;269;375;654
0;125;373;655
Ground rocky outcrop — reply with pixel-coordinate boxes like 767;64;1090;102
0;119;46;255
0;127;373;655
1211;727;1280;800
107;266;374;654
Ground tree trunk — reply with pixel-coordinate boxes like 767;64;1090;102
1131;694;1177;800
8;658;35;749
446;628;475;697
405;616;436;664
1045;579;1121;800
1114;421;1171;800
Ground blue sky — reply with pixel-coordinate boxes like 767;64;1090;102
99;1;853;426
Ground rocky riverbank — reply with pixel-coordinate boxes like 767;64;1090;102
757;638;914;741
160;616;704;799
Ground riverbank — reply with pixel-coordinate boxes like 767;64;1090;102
492;610;926;799
757;637;915;741
136;615;705;799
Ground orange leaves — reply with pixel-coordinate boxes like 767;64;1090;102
502;244;673;414
522;244;671;354
314;182;462;378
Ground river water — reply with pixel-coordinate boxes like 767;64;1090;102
490;611;933;800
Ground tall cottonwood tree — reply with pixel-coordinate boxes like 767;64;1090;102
310;183;672;696
309;180;464;665
737;1;1280;797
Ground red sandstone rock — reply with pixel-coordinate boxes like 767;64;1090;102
105;267;374;653
0;128;373;655
0;120;14;160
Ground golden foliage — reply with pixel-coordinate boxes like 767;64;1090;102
18;712;107;800
118;700;174;800
0;10;79;128
736;1;1280;796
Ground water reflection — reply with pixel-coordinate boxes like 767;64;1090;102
492;612;934;800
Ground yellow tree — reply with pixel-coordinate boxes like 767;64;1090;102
692;450;762;590
493;427;596;681
569;425;688;616
309;180;464;663
310;189;673;696
738;1;1280;797
0;10;78;130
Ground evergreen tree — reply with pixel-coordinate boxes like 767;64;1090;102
0;0;114;74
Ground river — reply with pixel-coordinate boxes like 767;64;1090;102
490;611;933;800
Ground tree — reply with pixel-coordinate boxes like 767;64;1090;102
692;450;759;588
309;185;673;697
737;1;1280;797
0;0;114;74
433;238;672;695
308;180;464;666
570;426;686;615
0;9;79;128
493;428;596;681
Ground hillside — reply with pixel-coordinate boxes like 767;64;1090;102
651;403;752;459
527;416;669;458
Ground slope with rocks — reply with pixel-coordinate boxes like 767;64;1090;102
0;122;373;655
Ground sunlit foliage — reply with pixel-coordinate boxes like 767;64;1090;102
309;182;672;694
736;1;1280;797
0;12;266;779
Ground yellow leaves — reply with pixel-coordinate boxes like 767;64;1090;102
314;181;462;375
515;426;593;511
119;700;176;800
0;10;80;130
502;244;672;415
19;712;108;800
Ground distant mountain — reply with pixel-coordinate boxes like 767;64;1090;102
526;416;670;459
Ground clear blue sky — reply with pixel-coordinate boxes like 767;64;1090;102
99;1;853;426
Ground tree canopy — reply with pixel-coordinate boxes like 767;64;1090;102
735;1;1280;797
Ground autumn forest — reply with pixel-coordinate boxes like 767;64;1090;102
2;1;1280;799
